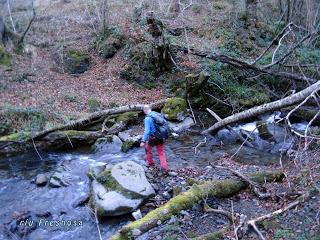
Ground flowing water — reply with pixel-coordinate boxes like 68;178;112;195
0;118;306;240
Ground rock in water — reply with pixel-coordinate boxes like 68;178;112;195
35;174;47;186
87;162;107;180
49;167;72;188
168;117;195;133
132;209;142;220
118;130;142;152
90;161;155;217
92;135;123;153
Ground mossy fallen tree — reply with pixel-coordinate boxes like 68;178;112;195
111;171;284;240
0;130;104;156
31;99;168;141
0;100;168;156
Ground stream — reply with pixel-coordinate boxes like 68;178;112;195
0;116;308;240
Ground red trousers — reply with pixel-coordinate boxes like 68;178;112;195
145;141;168;171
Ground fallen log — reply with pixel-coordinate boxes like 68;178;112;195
202;81;320;134
206;108;255;148
30;99;168;141
173;44;318;84
111;171;284;240
0;130;105;156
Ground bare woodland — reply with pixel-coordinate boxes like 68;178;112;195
0;0;319;240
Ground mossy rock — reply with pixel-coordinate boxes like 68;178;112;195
121;139;139;153
161;97;188;121
284;106;320;125
97;170;145;200
64;49;90;74
97;35;124;59
116;111;139;124
120;41;157;85
90;161;155;217
0;46;12;66
87;98;101;112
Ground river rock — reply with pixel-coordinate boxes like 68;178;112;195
64;49;90;74
168;117;195;133
92;135;122;153
49;167;72;188
35;174;48;186
87;162;107;180
132;209;142;220
118;130;142;152
90;161;155;217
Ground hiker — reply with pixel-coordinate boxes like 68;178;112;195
140;105;169;171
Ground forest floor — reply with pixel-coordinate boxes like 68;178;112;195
140;149;320;240
0;0;238;117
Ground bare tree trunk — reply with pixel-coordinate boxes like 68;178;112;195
0;16;5;45
279;0;283;15
286;0;291;24
202;81;320;134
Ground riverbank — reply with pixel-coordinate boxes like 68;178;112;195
0;119;319;239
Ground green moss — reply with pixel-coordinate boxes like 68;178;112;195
0;46;12;66
115;179;245;239
121;140;137;153
213;1;226;10
194;231;224;240
94;27;125;59
249;171;285;183
64;94;79;103
64;49;90;74
161;97;188;121
96;169;142;199
0;132;32;141
0;120;13;136
87;98;101;112
112;171;286;239
238;89;270;107
202;62;269;109
116;112;139;124
60;130;93;136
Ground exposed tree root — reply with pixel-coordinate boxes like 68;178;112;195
111;171;284;240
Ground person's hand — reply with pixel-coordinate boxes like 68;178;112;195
140;142;145;147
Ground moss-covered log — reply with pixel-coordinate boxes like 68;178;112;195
0;130;104;156
111;171;284;240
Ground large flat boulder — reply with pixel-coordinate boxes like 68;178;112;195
92;180;143;217
89;161;155;217
111;161;154;198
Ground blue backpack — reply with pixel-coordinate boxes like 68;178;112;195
150;112;170;140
